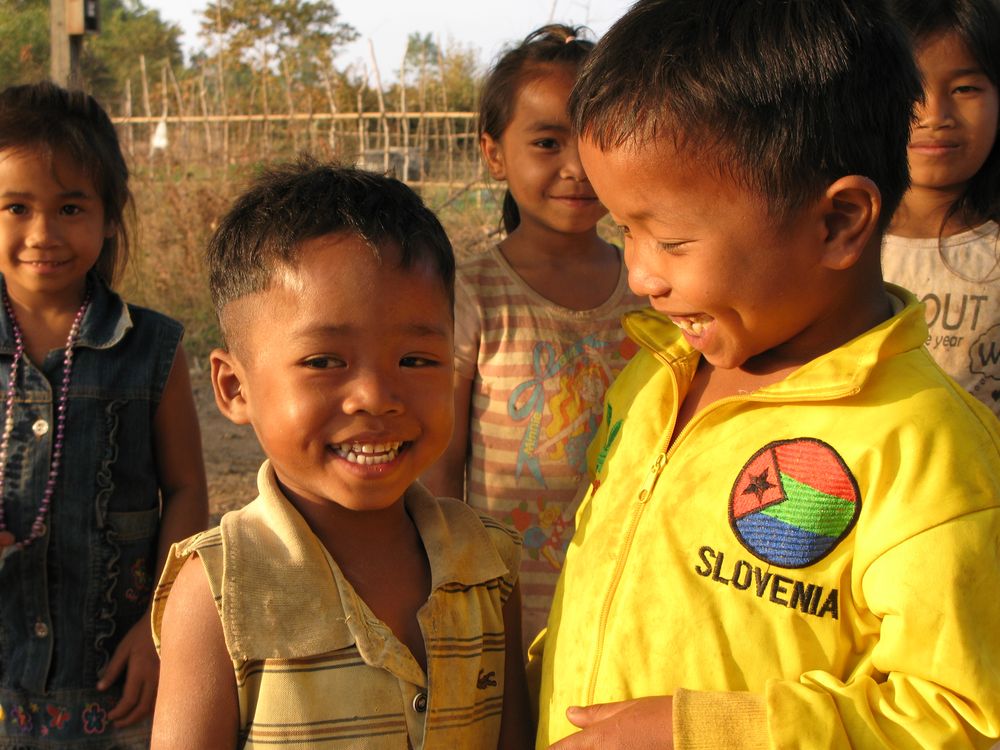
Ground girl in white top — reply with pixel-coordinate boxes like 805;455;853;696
883;0;1000;417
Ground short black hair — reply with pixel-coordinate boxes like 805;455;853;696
207;161;455;340
570;0;922;226
889;0;1000;225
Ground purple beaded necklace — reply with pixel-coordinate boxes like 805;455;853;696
0;286;91;554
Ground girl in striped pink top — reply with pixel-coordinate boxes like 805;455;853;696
422;25;646;651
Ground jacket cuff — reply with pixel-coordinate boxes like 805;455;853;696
674;688;769;750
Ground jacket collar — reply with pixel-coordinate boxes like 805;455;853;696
623;284;925;400
0;273;132;355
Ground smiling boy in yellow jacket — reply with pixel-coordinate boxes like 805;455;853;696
532;0;1000;748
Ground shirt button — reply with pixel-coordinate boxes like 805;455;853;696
32;419;49;437
412;692;427;713
34;620;49;638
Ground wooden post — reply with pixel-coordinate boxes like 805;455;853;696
50;0;81;86
368;40;391;174
437;41;454;185
281;58;297;152
214;0;230;170
356;67;366;160
139;54;152;158
167;64;189;153
400;53;410;182
123;79;134;156
321;69;338;154
198;70;213;154
417;50;427;183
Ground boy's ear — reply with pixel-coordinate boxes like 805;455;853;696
480;132;506;180
818;175;881;271
210;348;251;426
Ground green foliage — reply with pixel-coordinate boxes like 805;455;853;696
396;33;480;113
0;0;182;105
200;0;356;74
0;0;50;88
85;0;184;103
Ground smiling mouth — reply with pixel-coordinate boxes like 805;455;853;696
22;259;70;268
332;441;404;465
670;315;712;336
909;141;959;151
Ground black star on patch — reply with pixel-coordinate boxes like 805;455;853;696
742;469;775;501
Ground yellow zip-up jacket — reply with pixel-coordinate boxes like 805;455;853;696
535;287;1000;749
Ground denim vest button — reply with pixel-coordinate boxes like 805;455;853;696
412;692;427;713
34;620;49;638
31;419;49;437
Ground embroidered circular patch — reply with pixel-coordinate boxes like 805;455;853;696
729;438;860;568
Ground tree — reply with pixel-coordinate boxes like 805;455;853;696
199;0;356;89
0;0;183;105
84;0;184;104
194;0;358;137
0;0;52;88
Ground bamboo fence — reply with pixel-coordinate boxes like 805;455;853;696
112;52;491;197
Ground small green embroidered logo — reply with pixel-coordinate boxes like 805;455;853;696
594;403;623;477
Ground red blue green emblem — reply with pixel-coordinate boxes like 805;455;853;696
729;438;860;568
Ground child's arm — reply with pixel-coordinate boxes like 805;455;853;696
498;581;534;750
420;372;474;499
100;345;209;725
151;555;239;750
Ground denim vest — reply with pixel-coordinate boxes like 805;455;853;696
0;274;182;748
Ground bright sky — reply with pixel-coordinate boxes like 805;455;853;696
144;0;635;80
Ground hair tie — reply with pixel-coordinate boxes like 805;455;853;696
565;35;576;43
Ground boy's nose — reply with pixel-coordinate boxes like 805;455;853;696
625;244;670;298
342;371;404;416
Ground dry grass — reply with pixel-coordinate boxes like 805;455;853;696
119;160;504;364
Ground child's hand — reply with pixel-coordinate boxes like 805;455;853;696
548;696;674;749
98;617;160;727
0;531;14;548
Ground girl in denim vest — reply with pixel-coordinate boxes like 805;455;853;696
0;82;208;749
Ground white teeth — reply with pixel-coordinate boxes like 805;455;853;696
674;316;711;336
333;441;403;465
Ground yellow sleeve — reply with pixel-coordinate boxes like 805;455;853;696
671;510;1000;749
762;511;1000;749
150;526;224;652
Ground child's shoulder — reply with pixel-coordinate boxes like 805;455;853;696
82;278;183;351
412;484;522;585
124;299;183;330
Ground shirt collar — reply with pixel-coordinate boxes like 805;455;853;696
0;273;132;355
623;283;926;400
220;461;508;665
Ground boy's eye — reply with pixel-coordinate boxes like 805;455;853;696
657;241;688;253
952;84;982;95
401;355;439;368
302;356;344;369
60;204;83;216
533;138;559;150
4;203;26;215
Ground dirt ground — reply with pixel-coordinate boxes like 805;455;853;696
190;365;265;525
